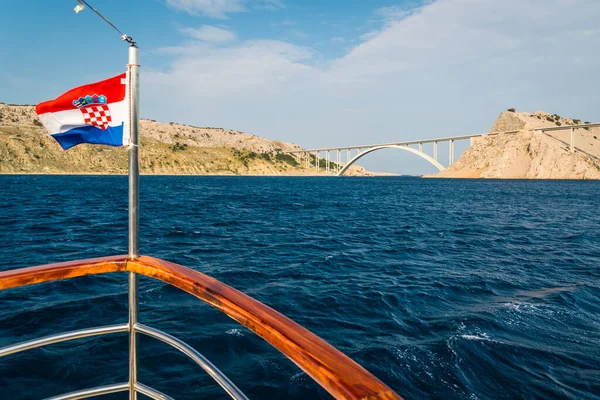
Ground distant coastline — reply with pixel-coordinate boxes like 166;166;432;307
0;103;371;177
3;103;599;179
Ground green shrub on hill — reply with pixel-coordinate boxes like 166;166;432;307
275;152;299;166
170;142;187;152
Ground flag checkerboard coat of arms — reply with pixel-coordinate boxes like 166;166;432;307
74;95;112;130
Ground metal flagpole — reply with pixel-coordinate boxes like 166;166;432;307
127;43;140;400
71;2;140;398
128;46;140;259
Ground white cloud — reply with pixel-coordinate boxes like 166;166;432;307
146;40;314;95
166;0;283;18
147;0;600;174
181;25;237;42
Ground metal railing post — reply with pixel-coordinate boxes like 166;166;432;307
127;43;141;400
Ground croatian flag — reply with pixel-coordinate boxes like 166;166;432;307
36;73;130;150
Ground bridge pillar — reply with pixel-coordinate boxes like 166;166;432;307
315;151;318;173
418;143;423;153
434;141;438;161
570;127;574;153
326;150;330;174
449;140;455;164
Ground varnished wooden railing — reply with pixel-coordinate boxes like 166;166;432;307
0;256;402;400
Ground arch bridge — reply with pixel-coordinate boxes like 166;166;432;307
289;134;483;176
288;122;600;176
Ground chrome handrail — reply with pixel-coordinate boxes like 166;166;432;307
0;324;129;358
44;383;129;400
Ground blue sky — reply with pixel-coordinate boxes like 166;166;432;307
1;0;599;174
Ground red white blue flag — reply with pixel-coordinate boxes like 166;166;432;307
36;73;130;150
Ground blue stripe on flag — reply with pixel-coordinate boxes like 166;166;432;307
51;123;124;150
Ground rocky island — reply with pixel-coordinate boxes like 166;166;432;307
430;110;600;179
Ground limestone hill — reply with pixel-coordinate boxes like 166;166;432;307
0;103;368;176
431;110;600;179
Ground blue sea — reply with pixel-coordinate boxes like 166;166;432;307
0;176;599;400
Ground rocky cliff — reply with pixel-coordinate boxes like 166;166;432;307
431;110;600;179
0;103;368;176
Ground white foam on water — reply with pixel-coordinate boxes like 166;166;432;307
226;328;244;337
501;301;560;317
460;334;491;341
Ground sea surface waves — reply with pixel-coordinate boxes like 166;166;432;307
0;176;599;399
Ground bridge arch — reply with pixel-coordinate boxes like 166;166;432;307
337;145;445;176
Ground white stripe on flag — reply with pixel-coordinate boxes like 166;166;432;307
38;100;128;135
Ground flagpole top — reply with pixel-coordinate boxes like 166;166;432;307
121;34;137;46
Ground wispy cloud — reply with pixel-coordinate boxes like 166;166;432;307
254;0;285;11
288;29;309;39
181;25;237;42
374;1;433;22
270;19;295;27
165;0;283;18
165;0;245;19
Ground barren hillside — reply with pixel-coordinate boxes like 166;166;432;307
0;103;368;176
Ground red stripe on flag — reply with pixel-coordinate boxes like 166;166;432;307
36;73;126;115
